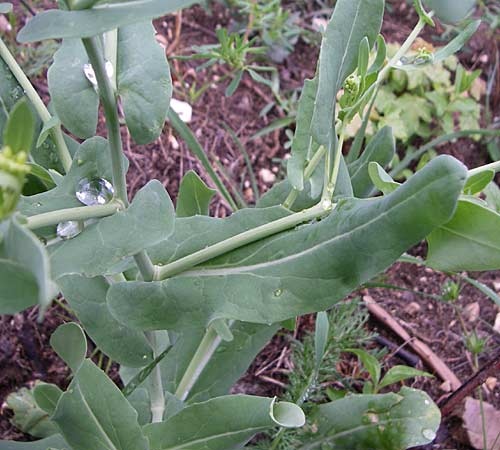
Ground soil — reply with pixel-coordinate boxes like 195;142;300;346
1;1;500;448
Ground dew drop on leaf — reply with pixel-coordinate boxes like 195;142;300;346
422;428;436;441
57;221;83;240
75;177;115;206
273;289;283;298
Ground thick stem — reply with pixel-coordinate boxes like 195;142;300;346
145;331;165;423
283;145;326;210
0;38;72;172
155;202;330;280
25;201;122;229
82;37;128;206
468;160;500;177
175;327;222;401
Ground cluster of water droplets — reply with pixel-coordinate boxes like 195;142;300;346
56;177;115;240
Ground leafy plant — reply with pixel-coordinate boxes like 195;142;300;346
0;0;499;449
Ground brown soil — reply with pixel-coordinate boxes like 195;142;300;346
1;1;500;448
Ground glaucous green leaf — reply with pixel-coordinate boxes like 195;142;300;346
378;366;433;390
52;360;149;450
48;39;99;139
36;116;60;149
0;435;68;450
4;384;59;438
463;170;494;195
288;77;318;191
368;162;400;195
434;20;481;62
50;322;87;371
57;275;154;367
33;383;63;416
19;137;126;218
144;395;305;450
484;182;500;212
315;311;329;371
108;156;466;332
117;22;172;144
424;0;476;24
301;387;440;449
176;170;216;217
3;99;35;154
348;126;395;198
18;0;198;42
50;179;174;278
312;0;384;145
0;217;57;314
427;198;500;271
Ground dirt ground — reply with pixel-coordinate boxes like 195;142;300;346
1;1;500;448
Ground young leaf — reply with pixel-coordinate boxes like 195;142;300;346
311;0;384;145
47;39;99;139
427;198;500;271
143;395;304;450
52;360;149;450
368;162;400;195
314;311;330;371
357;37;370;79
302;387;440;449
424;0;476;24
0;435;68;449
18;0;199;42
378;366;433;390
57;275;154;367
346;348;381;386
413;0;435;26
117;21;172;144
367;35;387;75
434;20;481;62
33;383;63;416
108;156;466;332
176;170;216;217
3;99;35;154
348;126;396;198
463;170;494;195
36;116;60;148
225;70;243;97
50;322;87;371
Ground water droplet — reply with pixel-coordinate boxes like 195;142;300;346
83;63;98;86
424;399;430;405
77;159;84;166
57;221;83;240
105;60;114;80
273;289;283;298
422;428;436;441
33;202;42;207
321;199;332;211
76;177;114;206
143;355;148;360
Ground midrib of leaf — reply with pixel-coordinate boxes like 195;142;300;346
159;425;269;450
438;225;500;252
183;175;447;276
76;384;119;450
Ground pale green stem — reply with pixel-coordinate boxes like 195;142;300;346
175;327;222;401
328;133;345;195
155;202;330;280
82;36;162;422
0;38;72;172
283;145;326;210
468;160;500;177
103;30;118;92
146;331;166;422
25;201;122;229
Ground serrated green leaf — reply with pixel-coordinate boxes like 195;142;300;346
176;170;216;217
108;156;466;332
301;387;440;449
49;179;174;278
48;39;99;139
4;99;35;154
312;0;384;145
57;275;154;367
50;322;87;371
52;360;149;450
117;22;172;144
18;0;198;42
427;198;500;271
144;395;304;450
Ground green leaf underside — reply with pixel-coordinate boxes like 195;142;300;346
18;0;198;42
424;0;476;24
427;198;500;271
49;179;174;278
48;39;99;139
50;322;87;372
176;170;216;218
302;387;440;449
144;395;304;450
108;156;466;332
52;360;149;450
117;22;172;144
312;0;384;145
58;275;154;367
0;435;68;450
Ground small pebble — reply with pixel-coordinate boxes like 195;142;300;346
259;168;276;184
404;302;421;315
